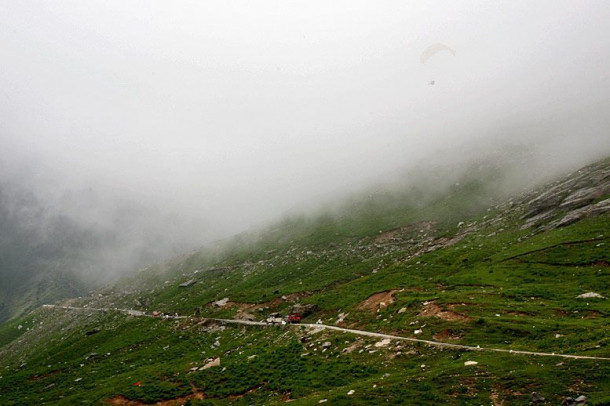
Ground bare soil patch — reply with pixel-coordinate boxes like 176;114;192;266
105;392;204;406
105;383;204;405
507;311;529;317
29;369;61;381
218;291;312;312
419;302;471;322
227;384;265;400
358;290;399;313
433;329;463;341
374;221;436;244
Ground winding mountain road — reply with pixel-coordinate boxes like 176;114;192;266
41;304;610;361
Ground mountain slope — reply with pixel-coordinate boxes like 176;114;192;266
0;158;609;405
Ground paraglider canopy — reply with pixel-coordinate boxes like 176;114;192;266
420;43;456;64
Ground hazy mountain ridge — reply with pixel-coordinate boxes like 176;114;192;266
0;180;207;323
0;156;608;405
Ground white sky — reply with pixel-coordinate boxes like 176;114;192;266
1;1;610;239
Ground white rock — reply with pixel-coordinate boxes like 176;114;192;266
214;298;230;307
576;292;605;299
347;390;355;395
319;399;327;403
464;361;478;366
414;329;423;335
201;357;221;370
374;339;391;348
397;307;406;314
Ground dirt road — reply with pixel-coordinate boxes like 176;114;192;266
41;304;610;361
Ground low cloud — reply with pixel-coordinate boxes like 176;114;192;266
1;1;609;283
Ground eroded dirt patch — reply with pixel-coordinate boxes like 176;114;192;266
358;290;399;313
507;311;529;317
106;383;204;405
433;329;463;341
227;384;266;400
215;291;312;312
374;221;436;244
105;392;205;406
29;369;62;381
419;302;471;322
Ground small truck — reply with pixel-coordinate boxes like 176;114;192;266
265;312;284;325
286;313;302;324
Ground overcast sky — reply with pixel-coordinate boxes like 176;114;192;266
2;1;610;244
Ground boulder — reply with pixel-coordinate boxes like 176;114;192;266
529;391;545;405
213;298;229;307
374;338;391;348
200;357;220;370
576;292;605;299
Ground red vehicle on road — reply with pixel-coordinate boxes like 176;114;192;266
286;313;302;324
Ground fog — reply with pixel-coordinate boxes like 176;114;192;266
1;1;610;284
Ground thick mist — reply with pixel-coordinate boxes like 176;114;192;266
1;1;610;285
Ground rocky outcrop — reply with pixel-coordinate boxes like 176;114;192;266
520;160;610;230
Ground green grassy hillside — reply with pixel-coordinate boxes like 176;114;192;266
1;158;609;405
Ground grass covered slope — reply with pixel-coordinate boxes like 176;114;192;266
0;158;609;405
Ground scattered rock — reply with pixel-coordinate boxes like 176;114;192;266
464;361;478;366
336;312;348;324
347;390;355;395
85;353;98;360
179;279;196;288
529;391;545;405
562;395;587;406
397;307;406;314
85;328;101;336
